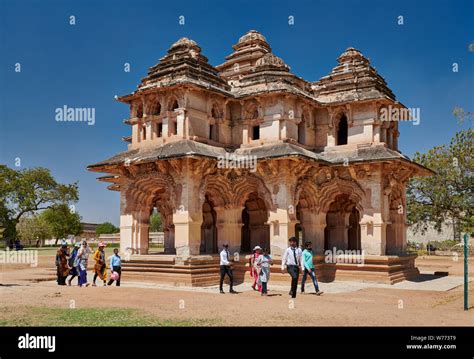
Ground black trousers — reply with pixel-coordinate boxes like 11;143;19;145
287;265;299;298
107;266;121;286
219;265;233;291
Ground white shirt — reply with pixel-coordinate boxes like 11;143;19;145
281;246;302;270
220;249;231;266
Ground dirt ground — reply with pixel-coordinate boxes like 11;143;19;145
1;253;473;326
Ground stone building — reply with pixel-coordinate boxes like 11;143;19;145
88;31;431;285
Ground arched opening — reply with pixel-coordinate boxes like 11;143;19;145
149;192;175;254
348;207;361;250
136;103;143;118
169;99;179;111
324;194;360;250
294;203;303;246
151;102;161;116
200;196;217;254
148;208;165;254
298;113;306;145
241;192;269;253
337;114;348;145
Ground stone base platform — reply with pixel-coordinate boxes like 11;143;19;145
121;254;420;286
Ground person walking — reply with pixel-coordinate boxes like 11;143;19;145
281;237;302;298
255;247;272;296
219;243;236;294
107;248;122;286
56;241;70;285
250;246;262;291
67;242;81;286
77;240;92;287
92;242;107;286
301;242;323;295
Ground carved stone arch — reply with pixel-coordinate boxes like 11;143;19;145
231;173;275;211
199;173;233;208
317;177;365;214
244;100;261;120
132;99;144;118
166;91;185;111
125;172;179;212
294;178;319;210
210;101;224;120
148;94;163;116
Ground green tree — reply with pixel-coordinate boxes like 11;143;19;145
150;212;163;232
16;214;52;247
407;129;473;239
0;166;79;242
96;222;119;235
40;204;83;244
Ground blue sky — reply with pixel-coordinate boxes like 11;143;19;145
0;0;472;226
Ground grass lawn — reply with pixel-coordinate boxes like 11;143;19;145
0;307;219;326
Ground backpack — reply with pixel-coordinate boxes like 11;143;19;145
68;248;78;267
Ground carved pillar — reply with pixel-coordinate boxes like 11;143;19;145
119;190;133;255
172;163;202;257
299;210;326;254
176;108;186;138
215;206;244;254
359;172;388;255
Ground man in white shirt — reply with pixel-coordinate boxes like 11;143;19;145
219;243;236;294
281;237;302;298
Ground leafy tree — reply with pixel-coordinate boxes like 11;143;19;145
0;166;79;242
40;204;83;244
150;211;163;232
407;129;473;239
96;222;119;235
16;214;52;246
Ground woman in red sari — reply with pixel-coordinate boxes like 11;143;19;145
250;246;263;291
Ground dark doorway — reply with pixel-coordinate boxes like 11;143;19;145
337;115;348;145
200;196;217;254
348;207;361;250
241;192;269;253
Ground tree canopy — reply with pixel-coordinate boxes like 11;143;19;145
407;129;473;238
0;165;79;241
96;222;119;235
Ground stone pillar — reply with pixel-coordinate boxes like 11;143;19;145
299;210;326;254
214;206;243;254
135;209;150;255
172;163;203;258
173;210;202;257
359;173;388;255
268;208;298;255
119;190;133;256
373;124;381;143
176;108;186;138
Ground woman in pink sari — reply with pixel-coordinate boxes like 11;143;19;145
250;246;263;291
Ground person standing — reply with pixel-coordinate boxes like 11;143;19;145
92;242;107;286
281;237;302;298
107;248;122;286
56;241;70;285
219;243;236;294
301;242;323;295
250;246;262;291
77;240;92;287
256;247;272;296
67;242;81;286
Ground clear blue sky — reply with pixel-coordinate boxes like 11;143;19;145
1;0;472;226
